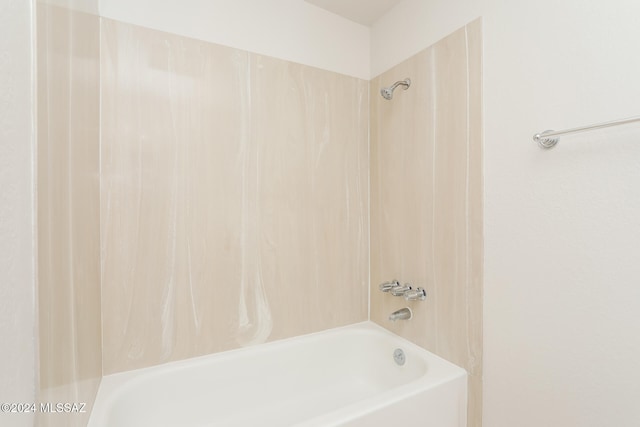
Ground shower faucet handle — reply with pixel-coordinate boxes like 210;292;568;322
390;284;412;296
379;280;400;292
404;287;427;301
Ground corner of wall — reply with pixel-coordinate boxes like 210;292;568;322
0;0;38;425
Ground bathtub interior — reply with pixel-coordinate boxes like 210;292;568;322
90;322;466;427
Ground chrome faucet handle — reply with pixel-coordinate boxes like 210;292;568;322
379;280;400;292
404;287;427;301
390;284;412;296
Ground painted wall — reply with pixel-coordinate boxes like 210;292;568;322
370;20;483;427
374;1;640;426
99;0;371;80
100;19;369;374
36;2;102;426
0;1;36;426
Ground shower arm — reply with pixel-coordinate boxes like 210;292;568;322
388;79;410;92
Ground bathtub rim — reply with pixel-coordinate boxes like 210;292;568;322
88;320;467;426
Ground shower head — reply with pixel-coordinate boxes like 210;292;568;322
380;78;411;100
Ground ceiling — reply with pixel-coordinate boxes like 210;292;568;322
304;0;404;26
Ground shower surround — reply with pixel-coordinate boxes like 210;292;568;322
370;20;483;427
36;3;101;427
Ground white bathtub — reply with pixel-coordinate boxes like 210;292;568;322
88;322;467;427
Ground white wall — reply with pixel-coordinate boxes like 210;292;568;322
374;0;640;426
100;0;371;79
0;0;36;426
370;0;480;78
42;0;99;14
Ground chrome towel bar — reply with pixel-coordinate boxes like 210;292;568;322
533;115;640;148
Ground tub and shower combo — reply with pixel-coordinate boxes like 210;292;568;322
89;80;468;426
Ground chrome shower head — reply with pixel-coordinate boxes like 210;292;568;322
380;87;394;100
380;78;411;100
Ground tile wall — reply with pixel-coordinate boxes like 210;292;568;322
370;19;483;427
36;3;102;426
99;19;370;374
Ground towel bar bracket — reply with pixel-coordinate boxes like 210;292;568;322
533;130;559;148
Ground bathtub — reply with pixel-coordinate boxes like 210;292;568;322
88;322;467;427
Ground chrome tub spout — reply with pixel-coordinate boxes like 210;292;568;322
389;307;412;321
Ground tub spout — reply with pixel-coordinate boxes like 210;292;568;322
389;307;412;322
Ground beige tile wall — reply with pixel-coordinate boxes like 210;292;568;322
100;20;369;375
36;3;102;427
370;19;483;427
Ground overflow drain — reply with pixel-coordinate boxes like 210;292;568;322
393;348;406;366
